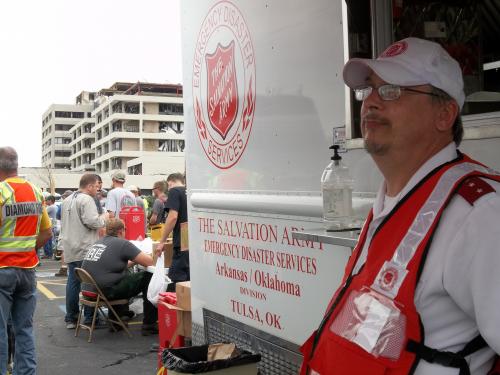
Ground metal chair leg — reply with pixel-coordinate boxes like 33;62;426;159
87;303;100;343
107;304;132;338
75;305;83;337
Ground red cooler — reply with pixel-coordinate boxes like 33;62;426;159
158;292;184;349
119;206;145;240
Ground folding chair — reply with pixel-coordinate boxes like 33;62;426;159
74;267;132;342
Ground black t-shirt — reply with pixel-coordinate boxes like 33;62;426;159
165;186;189;282
82;235;140;289
166;186;188;249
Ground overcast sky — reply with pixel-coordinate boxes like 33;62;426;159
0;0;182;167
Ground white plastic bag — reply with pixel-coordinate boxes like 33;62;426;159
147;254;169;306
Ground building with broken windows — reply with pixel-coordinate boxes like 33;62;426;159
41;97;94;169
90;82;184;175
42;82;185;179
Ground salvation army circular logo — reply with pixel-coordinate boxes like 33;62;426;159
379;267;398;291
380;41;408;58
192;1;256;169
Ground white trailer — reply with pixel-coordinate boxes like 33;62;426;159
179;1;500;373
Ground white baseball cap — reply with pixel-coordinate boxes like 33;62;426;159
343;37;465;109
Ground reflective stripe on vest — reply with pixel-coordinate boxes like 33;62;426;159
0;179;44;267
300;155;500;375
372;161;500;299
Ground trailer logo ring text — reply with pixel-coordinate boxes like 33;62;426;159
193;1;256;169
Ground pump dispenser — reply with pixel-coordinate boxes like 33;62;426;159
321;144;354;230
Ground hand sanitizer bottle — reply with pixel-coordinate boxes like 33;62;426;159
321;145;354;231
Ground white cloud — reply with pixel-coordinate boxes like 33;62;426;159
0;0;182;167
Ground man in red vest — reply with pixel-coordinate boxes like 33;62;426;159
0;146;52;375
301;38;500;375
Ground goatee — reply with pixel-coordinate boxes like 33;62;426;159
364;140;388;156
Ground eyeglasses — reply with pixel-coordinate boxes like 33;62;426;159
354;84;440;102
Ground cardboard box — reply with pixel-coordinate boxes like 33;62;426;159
152;240;173;268
175;281;191;311
178;309;192;338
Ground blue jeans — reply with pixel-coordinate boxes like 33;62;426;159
65;261;93;323
43;237;53;258
0;267;37;375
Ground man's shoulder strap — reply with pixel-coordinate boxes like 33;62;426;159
457;176;496;205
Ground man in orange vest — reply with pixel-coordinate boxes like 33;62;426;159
301;38;500;374
0;146;52;375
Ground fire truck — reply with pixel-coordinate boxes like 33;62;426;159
179;1;500;373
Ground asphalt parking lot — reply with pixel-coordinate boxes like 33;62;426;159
34;259;159;375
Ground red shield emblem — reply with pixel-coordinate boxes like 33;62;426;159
380;40;408;58
205;41;238;140
383;270;395;286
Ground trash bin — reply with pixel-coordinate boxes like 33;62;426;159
150;224;164;241
162;344;261;374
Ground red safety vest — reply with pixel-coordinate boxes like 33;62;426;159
300;154;500;375
0;178;44;268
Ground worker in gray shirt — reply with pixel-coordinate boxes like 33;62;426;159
149;180;166;226
60;173;107;329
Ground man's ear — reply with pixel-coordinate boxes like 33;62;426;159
435;100;459;132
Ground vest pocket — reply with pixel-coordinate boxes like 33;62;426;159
330;288;407;360
309;333;388;375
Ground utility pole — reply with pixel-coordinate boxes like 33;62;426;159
46;166;55;194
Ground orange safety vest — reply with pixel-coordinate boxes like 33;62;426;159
300;154;500;375
0;177;45;268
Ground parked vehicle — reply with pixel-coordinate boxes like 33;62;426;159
180;1;500;373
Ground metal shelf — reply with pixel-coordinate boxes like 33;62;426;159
291;228;359;248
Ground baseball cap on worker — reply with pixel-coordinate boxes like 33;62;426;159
127;185;138;192
343;37;465;109
111;170;126;182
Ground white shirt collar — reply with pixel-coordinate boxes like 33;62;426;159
373;143;458;218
